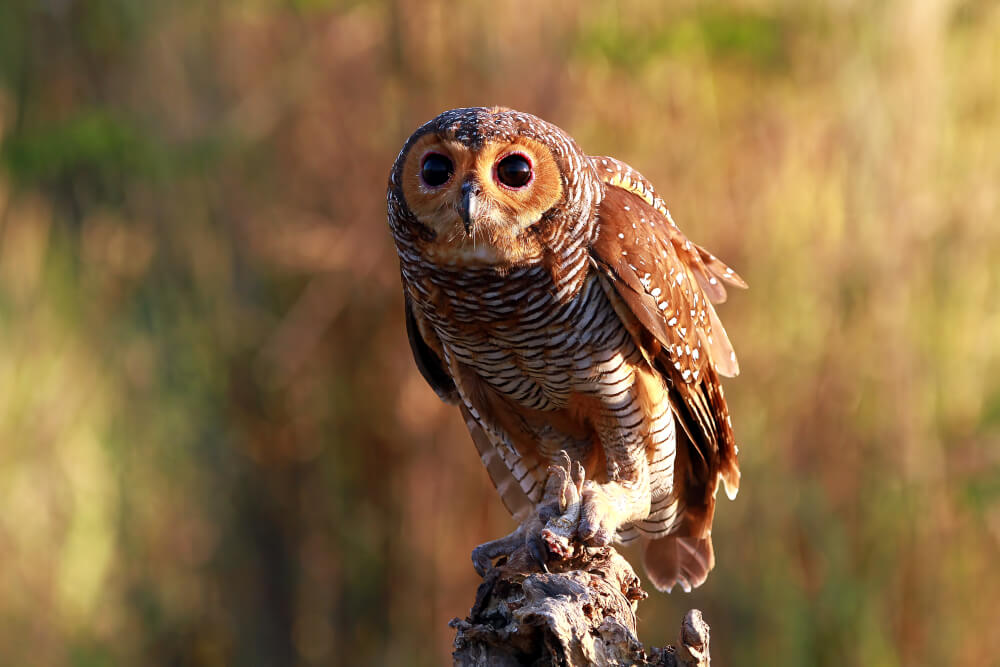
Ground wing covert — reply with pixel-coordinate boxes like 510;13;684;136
590;186;740;380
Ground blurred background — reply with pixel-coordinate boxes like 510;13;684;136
1;0;998;665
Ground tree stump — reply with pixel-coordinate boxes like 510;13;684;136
450;543;711;666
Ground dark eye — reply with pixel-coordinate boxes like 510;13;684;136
495;154;532;188
420;153;453;187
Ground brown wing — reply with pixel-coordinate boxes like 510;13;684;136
589;156;745;377
589;156;744;537
405;292;458;404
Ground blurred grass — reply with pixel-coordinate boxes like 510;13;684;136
1;0;999;665
575;6;789;69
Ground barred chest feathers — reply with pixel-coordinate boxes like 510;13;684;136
407;261;641;414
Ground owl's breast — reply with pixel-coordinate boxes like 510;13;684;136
414;270;639;413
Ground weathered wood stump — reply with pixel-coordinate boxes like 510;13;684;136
450;543;711;666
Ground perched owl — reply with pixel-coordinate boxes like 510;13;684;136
387;107;745;592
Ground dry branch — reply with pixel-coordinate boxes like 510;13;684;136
450;543;711;666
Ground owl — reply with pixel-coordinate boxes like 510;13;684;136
387;107;745;592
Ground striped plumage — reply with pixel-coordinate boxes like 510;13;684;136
387;107;745;592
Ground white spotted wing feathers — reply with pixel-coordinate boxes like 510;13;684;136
589;156;746;380
589;155;745;508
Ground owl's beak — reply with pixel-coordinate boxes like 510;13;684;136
459;181;480;235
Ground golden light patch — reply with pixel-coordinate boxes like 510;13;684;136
610;173;658;209
633;364;668;420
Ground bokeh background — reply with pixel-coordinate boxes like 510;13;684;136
1;0;999;665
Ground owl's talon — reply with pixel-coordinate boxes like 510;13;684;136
471;547;491;577
538;458;570;521
572;460;585;490
527;533;550;573
536;450;586;560
542;451;575;513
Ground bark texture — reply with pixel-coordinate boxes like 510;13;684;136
450;543;711;666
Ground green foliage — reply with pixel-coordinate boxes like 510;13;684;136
2;111;162;184
576;6;787;70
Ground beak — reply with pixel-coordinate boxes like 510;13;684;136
459;181;479;235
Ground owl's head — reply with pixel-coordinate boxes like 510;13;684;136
388;107;600;267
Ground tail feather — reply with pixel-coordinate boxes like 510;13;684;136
642;535;715;593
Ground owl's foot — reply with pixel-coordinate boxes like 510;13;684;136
538;451;586;559
577;482;621;547
470;451;585;576
472;517;550;576
541;451;644;553
472;525;526;577
471;451;635;576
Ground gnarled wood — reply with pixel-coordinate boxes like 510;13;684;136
450;543;711;666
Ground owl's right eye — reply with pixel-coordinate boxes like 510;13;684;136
421;153;453;187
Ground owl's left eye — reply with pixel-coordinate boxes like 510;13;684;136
495;154;533;189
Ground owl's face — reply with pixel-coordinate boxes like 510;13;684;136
389;107;598;267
